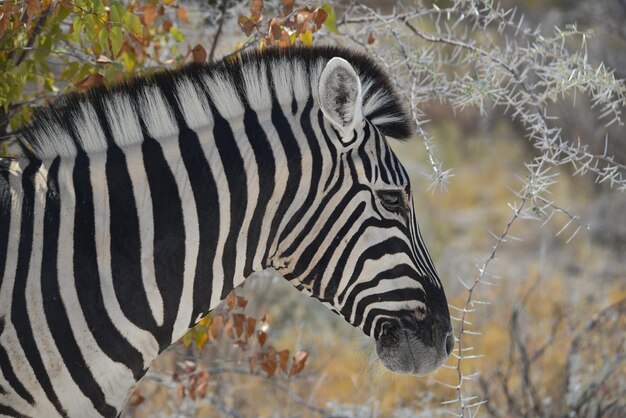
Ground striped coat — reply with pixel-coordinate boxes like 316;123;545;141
0;47;452;417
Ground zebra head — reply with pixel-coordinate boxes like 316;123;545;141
274;55;453;375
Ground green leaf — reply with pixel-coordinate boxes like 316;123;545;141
84;15;97;43
109;1;125;25
110;26;123;57
72;17;84;43
169;27;185;42
123;12;143;37
321;3;338;34
98;27;110;56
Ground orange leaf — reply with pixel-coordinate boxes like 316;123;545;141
225;290;236;311
236;296;248;309
224;318;235;339
127;390;145;407
250;0;263;21
177;6;189;23
313;8;327;28
278;349;290;373
26;0;41;25
289;350;309;376
232;313;245;337
246;317;256;339
282;0;294;16
191;44;207;63
367;32;376;45
210;315;223;339
162;19;173;32
74;74;104;90
257;330;267;346
142;4;158;27
237;16;255;36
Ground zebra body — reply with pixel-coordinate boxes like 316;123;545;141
0;47;452;418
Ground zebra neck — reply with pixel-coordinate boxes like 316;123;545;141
127;95;319;348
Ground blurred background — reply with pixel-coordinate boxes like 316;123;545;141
1;0;624;417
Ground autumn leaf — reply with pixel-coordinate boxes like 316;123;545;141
127;390;145;407
191;44;207;63
236;296;248;309
225;290;236;311
176;6;188;23
74;74;104;90
238;16;255;36
299;30;313;47
257;330;267;346
250;0;263;21
142;3;158;27
278;349;290;373
210;315;223;339
282;0;294;16
289;350;309;376
313;8;328;29
246;317;256;339
232;313;245;337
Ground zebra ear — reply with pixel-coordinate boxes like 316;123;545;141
318;57;363;139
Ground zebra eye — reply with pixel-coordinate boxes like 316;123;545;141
377;190;404;212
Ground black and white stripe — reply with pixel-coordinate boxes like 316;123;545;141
0;46;452;418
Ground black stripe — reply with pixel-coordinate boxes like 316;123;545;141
334;230;411;304
263;89;303;269
280;163;344;260
0;159;10;281
11;159;68;417
356;288;426;331
159;80;219;328
242;104;276;277
318;111;338;192
304;201;367;298
383;142;398;184
178;127;220;326
374;129;389;183
107;145;159;335
141;134;185;349
208;102;246;299
89;96;158;337
42;157;117;417
357;123;373;183
340;264;424;323
73;151;145;380
0;403;33;418
0;318;35;406
276;97;323;248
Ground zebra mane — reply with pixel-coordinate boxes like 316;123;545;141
20;46;413;159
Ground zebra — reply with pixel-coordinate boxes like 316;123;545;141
0;46;453;418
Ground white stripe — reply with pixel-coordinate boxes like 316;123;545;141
159;140;200;341
203;74;244;120
74;103;107;153
25;162;100;417
120;144;164;326
105;94;143;147
0;161;53;416
176;77;214;130
137;86;178;140
89;151;161;361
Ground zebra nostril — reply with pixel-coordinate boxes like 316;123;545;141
445;332;455;356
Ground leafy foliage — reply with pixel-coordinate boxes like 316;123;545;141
0;0;190;149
